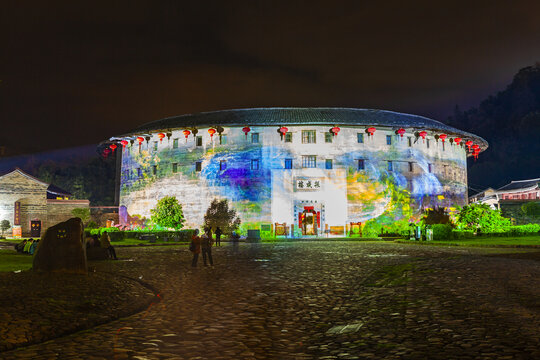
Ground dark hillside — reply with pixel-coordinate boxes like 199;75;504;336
446;64;540;192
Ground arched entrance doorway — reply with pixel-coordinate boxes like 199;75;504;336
300;206;319;236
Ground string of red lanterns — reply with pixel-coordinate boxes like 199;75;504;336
208;128;216;138
331;126;341;136
396;128;406;137
439;134;447;143
366;127;376;137
157;133;165;143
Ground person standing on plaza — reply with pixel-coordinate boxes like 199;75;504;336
190;229;202;267
215;226;222;247
100;231;118;260
201;227;214;266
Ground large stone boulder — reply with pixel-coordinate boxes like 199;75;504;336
33;218;87;274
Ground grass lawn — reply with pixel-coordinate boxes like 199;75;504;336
397;235;540;247
0;250;33;272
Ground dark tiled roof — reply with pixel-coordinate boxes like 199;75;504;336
498;178;540;191
113;107;488;148
47;184;72;196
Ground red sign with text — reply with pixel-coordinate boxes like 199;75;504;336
14;201;21;226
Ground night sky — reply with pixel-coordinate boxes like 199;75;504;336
1;1;539;155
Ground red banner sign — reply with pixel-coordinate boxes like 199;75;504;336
14;201;21;226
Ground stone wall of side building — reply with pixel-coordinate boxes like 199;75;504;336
46;200;90;229
0;170;48;235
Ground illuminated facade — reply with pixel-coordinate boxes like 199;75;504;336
108;108;487;237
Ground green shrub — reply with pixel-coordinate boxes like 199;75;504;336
450;230;475;239
455;204;511;233
502;224;540;236
431;224;453;240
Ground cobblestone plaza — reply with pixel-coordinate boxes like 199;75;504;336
1;242;538;359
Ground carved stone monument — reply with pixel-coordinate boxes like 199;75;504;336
33;217;87;274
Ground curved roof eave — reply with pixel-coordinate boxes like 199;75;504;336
108;107;489;150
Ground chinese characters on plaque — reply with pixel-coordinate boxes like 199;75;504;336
14;201;21;225
295;178;323;191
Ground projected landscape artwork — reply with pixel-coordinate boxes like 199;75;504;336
105;108;487;237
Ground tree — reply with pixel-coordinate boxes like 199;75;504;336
71;208;91;224
150;196;185;229
0;220;10;236
455;204;511;233
423;207;451;224
204;198;241;235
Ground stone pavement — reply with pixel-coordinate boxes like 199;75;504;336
1;242;539;359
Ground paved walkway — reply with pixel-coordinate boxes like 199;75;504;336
1;242;539;359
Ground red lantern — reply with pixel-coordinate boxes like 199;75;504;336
242;126;251;139
157;133;165;143
331;126;341;136
120;140;128;149
439;134;447;143
366;127;376;136
454;137;462;146
419;130;428;142
465;140;473;151
396;128;406;138
183;130;191;140
472;144;479;151
109;144;117;152
279;126;288;140
136;136;144;150
208;128;216;138
103;148;111;158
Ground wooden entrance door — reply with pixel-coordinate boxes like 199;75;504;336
30;221;41;237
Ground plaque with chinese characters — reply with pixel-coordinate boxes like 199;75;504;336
295;178;323;191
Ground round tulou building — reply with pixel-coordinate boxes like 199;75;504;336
106;108;487;237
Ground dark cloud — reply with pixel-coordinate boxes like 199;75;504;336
1;0;539;154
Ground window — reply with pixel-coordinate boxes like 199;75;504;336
284;159;293;169
173;138;179;149
325;159;333;169
251;133;259;143
172;163;178;173
357;133;364;143
325;132;333;143
196;136;203;146
195;161;202;172
428;163;432;173
302;130;316;144
285;132;292;142
407;137;412;147
137;168;142;178
387;161;393;172
220;160;227;171
426;139;430;149
302;155;317;168
153;141;158;151
153;165;157;175
357;159;365;170
219;134;227;145
386;135;392;145
408;162;414;172
251;159;260;170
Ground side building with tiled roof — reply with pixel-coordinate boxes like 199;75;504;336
0;168;89;237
